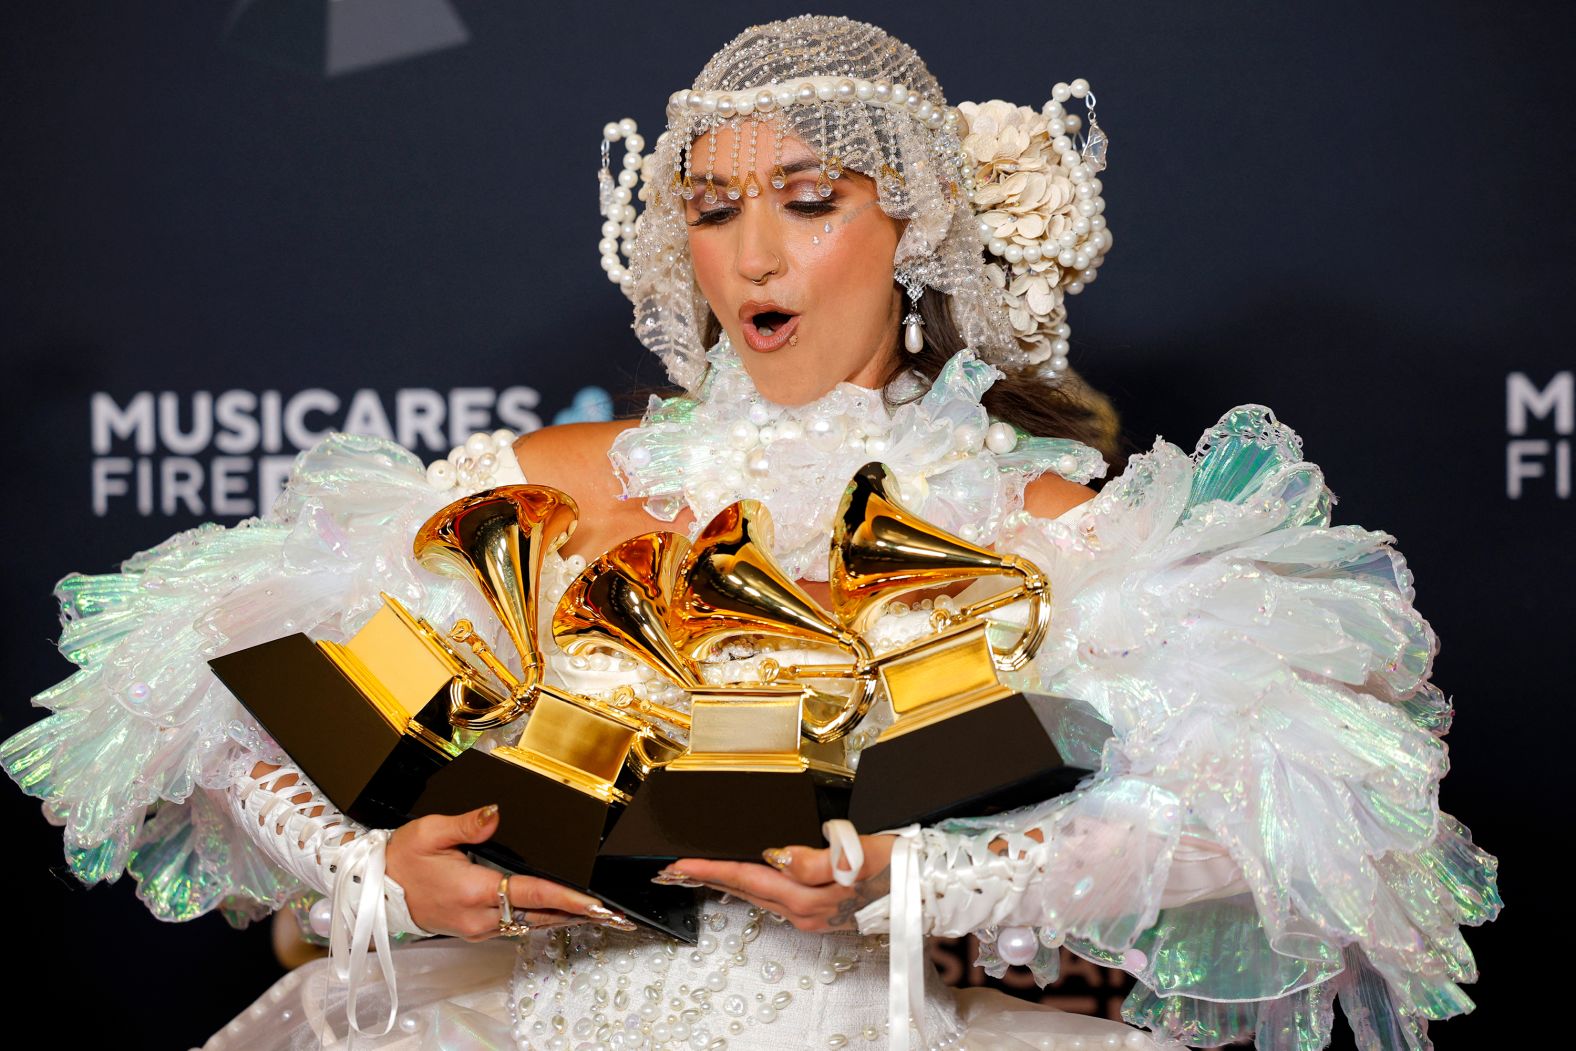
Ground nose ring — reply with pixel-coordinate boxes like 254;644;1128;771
749;253;783;285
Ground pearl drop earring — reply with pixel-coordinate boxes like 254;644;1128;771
896;266;925;353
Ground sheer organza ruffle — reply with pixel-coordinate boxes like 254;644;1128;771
860;404;1500;1050
2;434;505;926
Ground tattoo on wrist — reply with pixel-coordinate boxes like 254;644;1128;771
829;863;891;929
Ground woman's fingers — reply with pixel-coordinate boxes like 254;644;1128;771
670;859;820;917
763;834;896;888
459;908;611;943
387;808;642;938
505;874;630;926
763;845;836;885
404;804;501;853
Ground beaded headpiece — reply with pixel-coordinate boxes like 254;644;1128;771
596;15;1111;390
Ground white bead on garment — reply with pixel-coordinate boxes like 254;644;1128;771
426;429;525;493
506;899;956;1051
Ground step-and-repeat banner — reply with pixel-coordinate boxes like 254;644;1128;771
3;3;1560;1047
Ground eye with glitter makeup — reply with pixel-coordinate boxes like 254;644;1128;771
785;197;838;218
682;149;835;227
686;205;739;227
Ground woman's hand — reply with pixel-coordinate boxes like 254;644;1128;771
386;804;632;940
659;834;897;932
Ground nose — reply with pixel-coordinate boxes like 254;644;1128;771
734;198;784;285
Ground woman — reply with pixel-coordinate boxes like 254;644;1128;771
3;15;1497;1051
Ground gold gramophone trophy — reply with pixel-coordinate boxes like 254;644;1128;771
399;486;697;940
564;500;870;865
825;462;1090;830
203;489;544;829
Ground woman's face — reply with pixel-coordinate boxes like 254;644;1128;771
683;121;906;406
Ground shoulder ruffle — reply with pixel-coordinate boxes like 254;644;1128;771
3;433;500;925
963;403;1499;1049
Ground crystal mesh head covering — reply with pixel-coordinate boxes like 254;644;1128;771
599;15;1109;390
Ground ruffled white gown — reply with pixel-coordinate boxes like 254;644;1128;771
3;347;1499;1051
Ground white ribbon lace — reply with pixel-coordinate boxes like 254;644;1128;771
226;764;427;1038
885;827;925;1051
328;828;400;1037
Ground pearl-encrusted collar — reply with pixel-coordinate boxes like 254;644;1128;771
608;337;1107;581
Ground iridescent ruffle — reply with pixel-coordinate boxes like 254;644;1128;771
2;433;503;925
943;403;1499;1049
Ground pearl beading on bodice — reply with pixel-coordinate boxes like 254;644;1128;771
507;898;963;1051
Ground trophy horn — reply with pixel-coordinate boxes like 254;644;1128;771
554;531;699;689
668;499;877;743
552;531;700;738
414;484;578;729
831;462;1051;670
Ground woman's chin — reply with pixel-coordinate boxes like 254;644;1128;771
736;339;892;406
737;357;829;407
750;372;835;408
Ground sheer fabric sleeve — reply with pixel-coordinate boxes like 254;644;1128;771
856;405;1501;1051
2;432;502;927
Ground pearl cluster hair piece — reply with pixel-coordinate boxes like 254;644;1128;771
593;16;1113;388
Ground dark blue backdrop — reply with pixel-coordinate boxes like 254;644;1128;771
3;2;1560;1047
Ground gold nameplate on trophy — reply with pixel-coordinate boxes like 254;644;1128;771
666;689;810;772
487;685;641;805
315;596;490;758
870;619;1015;740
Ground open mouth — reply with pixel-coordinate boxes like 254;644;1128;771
740;304;802;352
753;310;793;335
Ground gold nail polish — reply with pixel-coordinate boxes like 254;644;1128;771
651;872;704;888
478;803;500;821
762;847;793;871
585;903;633;926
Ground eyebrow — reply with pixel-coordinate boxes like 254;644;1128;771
776;158;821;176
691;156;823;184
684;157;830;208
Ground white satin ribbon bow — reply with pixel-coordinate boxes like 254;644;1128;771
328;828;400;1037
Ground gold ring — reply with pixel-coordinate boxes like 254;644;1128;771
496;874;529;936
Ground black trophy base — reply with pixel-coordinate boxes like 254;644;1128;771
847;692;1090;831
599;769;852;873
208;633;453;829
410;750;698;943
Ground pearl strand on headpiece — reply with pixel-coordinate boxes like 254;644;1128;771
666;75;951;132
597;117;644;289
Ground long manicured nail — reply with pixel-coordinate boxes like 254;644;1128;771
762;847;793;871
599;917;639;932
651;872;704;887
585;903;631;925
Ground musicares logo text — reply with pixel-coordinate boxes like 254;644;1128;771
89;386;544;517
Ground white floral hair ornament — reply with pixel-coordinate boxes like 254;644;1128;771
958;89;1110;369
595;16;1112;388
